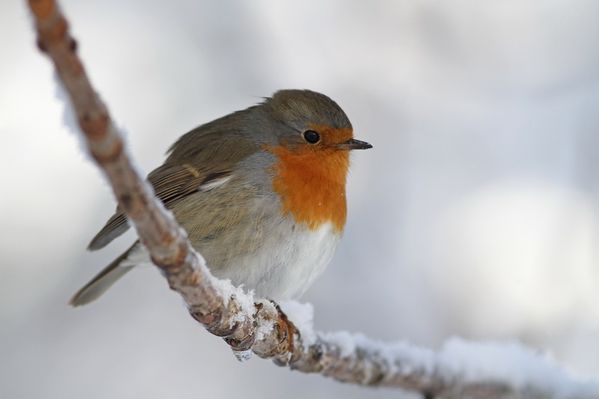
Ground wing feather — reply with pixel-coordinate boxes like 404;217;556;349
87;118;258;251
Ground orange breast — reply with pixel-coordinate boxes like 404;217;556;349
267;144;350;233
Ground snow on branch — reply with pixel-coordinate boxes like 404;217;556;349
27;1;599;398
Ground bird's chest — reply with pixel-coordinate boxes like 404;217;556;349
268;146;349;233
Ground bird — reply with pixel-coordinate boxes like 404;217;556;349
70;89;372;306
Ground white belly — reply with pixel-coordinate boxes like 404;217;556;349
124;222;340;300
224;221;340;300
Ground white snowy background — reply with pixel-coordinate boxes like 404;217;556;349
2;1;599;398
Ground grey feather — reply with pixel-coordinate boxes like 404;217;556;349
70;246;135;307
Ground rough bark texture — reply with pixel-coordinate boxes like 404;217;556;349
27;1;599;398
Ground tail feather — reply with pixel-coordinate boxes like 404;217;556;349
70;249;135;307
87;215;129;251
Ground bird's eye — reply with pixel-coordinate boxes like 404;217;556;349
302;130;320;144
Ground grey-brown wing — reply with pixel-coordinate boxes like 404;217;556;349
87;123;259;251
87;164;224;250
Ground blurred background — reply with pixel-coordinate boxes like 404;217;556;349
2;1;599;398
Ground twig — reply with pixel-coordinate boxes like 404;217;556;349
26;1;599;398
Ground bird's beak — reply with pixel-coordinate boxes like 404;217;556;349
338;138;373;150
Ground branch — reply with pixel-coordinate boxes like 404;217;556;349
27;1;599;398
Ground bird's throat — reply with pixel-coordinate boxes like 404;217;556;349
268;146;349;233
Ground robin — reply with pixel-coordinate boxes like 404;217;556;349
70;89;372;306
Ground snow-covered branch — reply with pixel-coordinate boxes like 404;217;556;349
27;1;599;398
